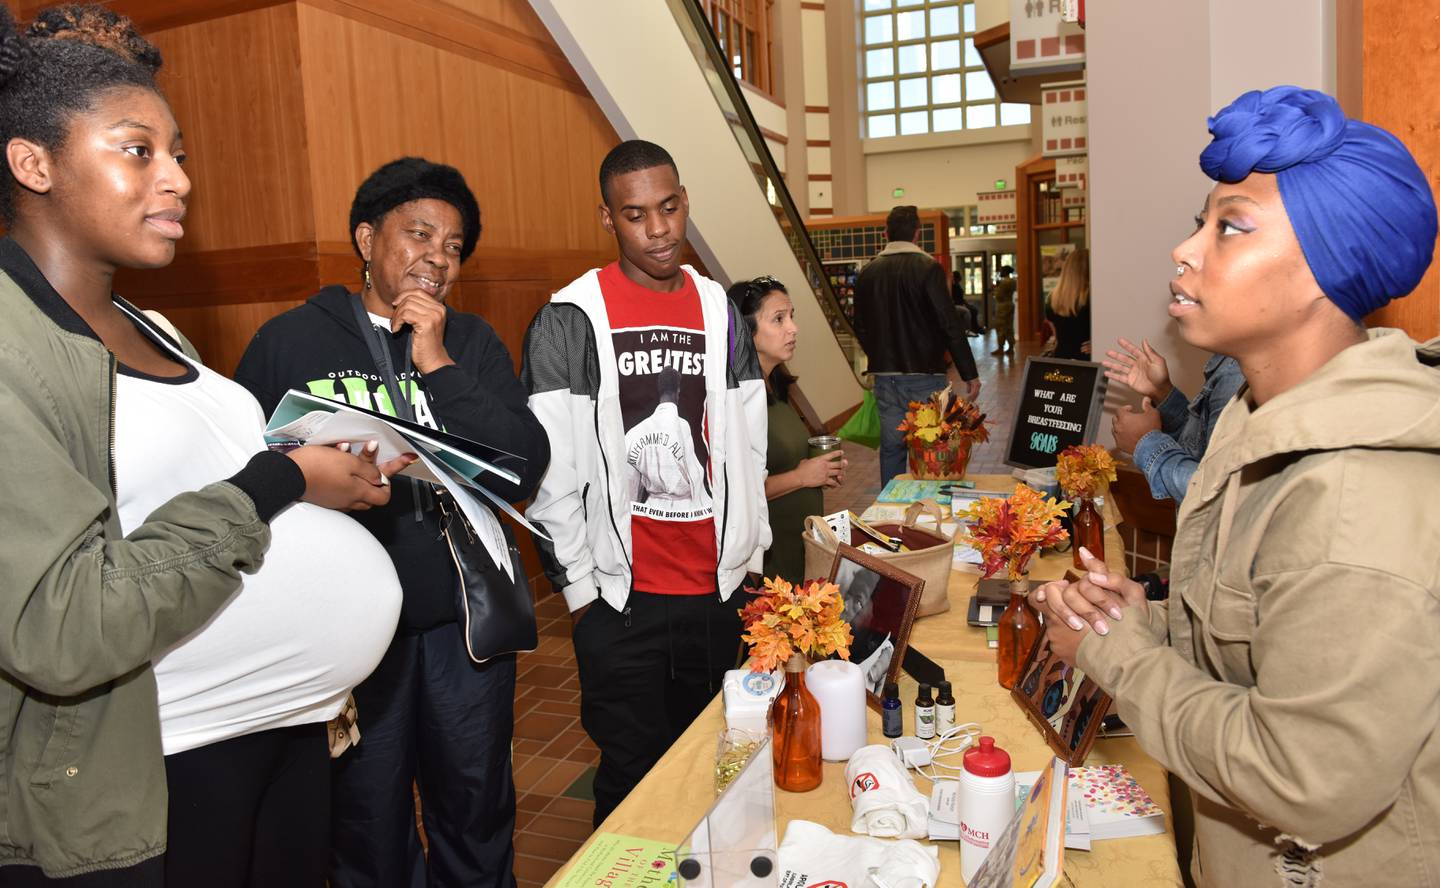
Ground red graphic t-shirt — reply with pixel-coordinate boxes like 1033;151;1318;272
599;262;718;595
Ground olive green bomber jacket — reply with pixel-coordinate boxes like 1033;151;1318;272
0;239;299;878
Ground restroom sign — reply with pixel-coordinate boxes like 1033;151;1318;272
1011;0;1086;73
1043;80;1087;157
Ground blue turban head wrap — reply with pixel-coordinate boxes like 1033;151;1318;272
1199;86;1437;321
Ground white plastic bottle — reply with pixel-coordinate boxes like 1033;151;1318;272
959;735;1015;882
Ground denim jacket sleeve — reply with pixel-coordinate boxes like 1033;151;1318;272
1132;429;1195;502
1135;357;1246;503
1155;385;1191;437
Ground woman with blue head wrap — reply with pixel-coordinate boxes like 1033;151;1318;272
1031;87;1440;887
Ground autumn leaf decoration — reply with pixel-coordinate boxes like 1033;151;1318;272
959;484;1070;581
739;577;854;672
896;385;989;447
1055;444;1118;499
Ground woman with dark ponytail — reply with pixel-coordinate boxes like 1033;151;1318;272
728;276;845;583
0;6;407;886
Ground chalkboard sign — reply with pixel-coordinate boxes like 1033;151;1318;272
1005;357;1107;470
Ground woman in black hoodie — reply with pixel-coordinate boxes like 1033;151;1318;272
236;157;548;888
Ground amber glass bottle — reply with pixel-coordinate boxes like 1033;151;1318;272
1071;497;1105;568
771;653;823;791
997;580;1041;689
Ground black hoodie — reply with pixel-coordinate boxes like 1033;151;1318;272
235;286;549;631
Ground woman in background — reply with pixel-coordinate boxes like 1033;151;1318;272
728;276;845;583
1045;247;1091;360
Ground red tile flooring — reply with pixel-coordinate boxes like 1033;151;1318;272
506;331;1041;886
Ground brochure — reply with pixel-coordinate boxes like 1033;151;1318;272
552;832;676;888
263;389;550;556
264;388;524;488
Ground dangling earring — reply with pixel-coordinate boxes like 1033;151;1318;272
363;262;373;290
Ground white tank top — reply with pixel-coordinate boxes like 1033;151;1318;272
112;312;402;755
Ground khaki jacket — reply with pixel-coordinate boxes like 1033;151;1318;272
1079;330;1440;887
0;253;277;877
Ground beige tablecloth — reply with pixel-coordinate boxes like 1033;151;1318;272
544;476;1183;887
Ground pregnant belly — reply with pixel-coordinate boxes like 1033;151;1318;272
153;504;402;754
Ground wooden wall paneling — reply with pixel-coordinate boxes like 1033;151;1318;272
585;99;622;250
297;4;368;245
17;0;288;32
118;242;319;307
561;89;606;252
147;3;316;252
434;0;556;45
1361;0;1440;340
455;61;522;253
299;0;584;95
153;299;310;375
512;74;573;251
447;279;555;370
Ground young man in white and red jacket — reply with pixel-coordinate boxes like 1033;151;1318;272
522;141;770;826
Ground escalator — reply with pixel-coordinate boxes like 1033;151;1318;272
527;0;865;426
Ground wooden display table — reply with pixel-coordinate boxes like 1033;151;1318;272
544;476;1182;887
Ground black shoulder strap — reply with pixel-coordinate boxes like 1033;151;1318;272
348;295;415;423
348;294;431;522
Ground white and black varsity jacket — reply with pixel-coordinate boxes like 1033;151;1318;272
521;265;770;613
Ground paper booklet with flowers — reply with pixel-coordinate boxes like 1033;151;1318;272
1012;763;1165;851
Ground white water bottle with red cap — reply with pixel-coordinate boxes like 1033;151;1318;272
959;735;1015;881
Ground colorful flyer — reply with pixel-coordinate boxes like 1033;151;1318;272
553;832;677;887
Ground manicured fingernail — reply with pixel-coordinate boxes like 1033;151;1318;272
379;474;390;487
338;442;351;452
1067;616;1083;631
365;440;379;454
1089;571;1107;584
1079;546;1094;561
1107;606;1123;620
1095;619;1110;635
1036;589;1047;602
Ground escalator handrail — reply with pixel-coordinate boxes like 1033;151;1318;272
665;0;861;349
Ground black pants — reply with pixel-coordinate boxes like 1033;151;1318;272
573;589;749;827
163;722;331;888
329;621;517;888
1;858;164;888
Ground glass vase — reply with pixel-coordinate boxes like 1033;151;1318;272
771;653;823;792
1072;496;1105;569
997;579;1041;690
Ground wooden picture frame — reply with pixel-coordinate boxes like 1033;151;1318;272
1011;595;1113;766
827;544;925;713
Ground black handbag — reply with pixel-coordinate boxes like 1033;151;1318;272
435;488;538;662
348;291;537;662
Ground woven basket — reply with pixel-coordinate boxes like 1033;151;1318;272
803;500;955;618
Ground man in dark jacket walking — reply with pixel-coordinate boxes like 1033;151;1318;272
853;205;981;485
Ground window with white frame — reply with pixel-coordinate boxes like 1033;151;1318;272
861;0;1032;138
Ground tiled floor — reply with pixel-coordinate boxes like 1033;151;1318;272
506;330;1041;887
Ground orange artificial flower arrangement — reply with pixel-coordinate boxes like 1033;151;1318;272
739;577;854;672
1055;444;1117;499
895;385;989;478
959;484;1070;580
